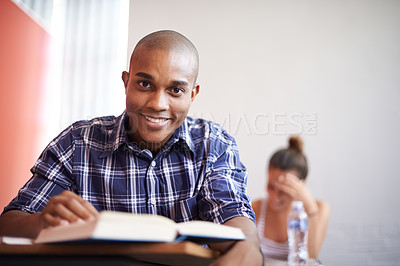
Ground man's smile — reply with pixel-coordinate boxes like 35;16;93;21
142;114;170;124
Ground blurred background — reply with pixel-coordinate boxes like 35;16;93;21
1;0;399;265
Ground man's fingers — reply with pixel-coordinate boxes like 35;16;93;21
46;200;80;223
61;191;99;218
42;212;63;227
44;191;99;223
64;198;95;221
83;201;100;218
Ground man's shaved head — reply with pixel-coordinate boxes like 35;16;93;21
122;30;201;153
130;30;199;82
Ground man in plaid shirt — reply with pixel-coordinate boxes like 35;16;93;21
0;30;262;265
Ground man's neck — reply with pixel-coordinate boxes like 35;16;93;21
127;132;164;156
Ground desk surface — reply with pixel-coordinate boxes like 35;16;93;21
0;241;219;266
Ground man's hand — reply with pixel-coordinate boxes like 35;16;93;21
39;190;99;228
210;239;263;266
209;217;263;266
0;191;99;239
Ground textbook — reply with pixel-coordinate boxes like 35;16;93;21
34;211;246;244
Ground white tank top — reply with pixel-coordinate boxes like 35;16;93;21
257;197;289;261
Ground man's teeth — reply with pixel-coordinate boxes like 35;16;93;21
144;116;167;123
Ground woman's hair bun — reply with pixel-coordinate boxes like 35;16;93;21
288;136;303;153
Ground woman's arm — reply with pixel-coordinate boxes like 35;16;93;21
275;173;330;258
307;200;330;258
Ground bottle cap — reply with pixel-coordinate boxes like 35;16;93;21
292;201;304;210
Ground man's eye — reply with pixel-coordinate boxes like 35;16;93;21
171;87;184;95
139;81;151;88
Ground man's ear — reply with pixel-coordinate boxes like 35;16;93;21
191;84;200;102
122;71;129;92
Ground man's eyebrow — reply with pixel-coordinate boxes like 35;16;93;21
135;72;189;87
135;72;153;80
171;80;189;87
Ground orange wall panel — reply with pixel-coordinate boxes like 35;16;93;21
0;0;50;210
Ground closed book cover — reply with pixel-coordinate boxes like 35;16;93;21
34;211;246;244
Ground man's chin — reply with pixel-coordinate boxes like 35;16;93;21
140;134;172;149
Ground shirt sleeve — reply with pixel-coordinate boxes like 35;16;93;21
197;125;256;224
2;126;75;215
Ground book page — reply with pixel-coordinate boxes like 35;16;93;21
1;236;34;245
177;221;246;240
93;212;179;242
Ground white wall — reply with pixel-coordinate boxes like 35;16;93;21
128;1;400;265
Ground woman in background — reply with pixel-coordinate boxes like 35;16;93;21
252;136;330;261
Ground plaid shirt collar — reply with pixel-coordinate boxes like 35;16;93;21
100;111;195;158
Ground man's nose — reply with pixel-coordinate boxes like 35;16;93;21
147;90;169;111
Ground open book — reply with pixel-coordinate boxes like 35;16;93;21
34;211;246;244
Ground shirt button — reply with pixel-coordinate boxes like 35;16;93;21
150;199;156;205
151;161;156;167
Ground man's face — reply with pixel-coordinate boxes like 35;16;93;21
122;47;199;151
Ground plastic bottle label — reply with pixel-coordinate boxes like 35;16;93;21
288;219;308;231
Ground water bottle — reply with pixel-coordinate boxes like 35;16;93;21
288;201;309;266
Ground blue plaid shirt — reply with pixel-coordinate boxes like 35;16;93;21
3;111;255;224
